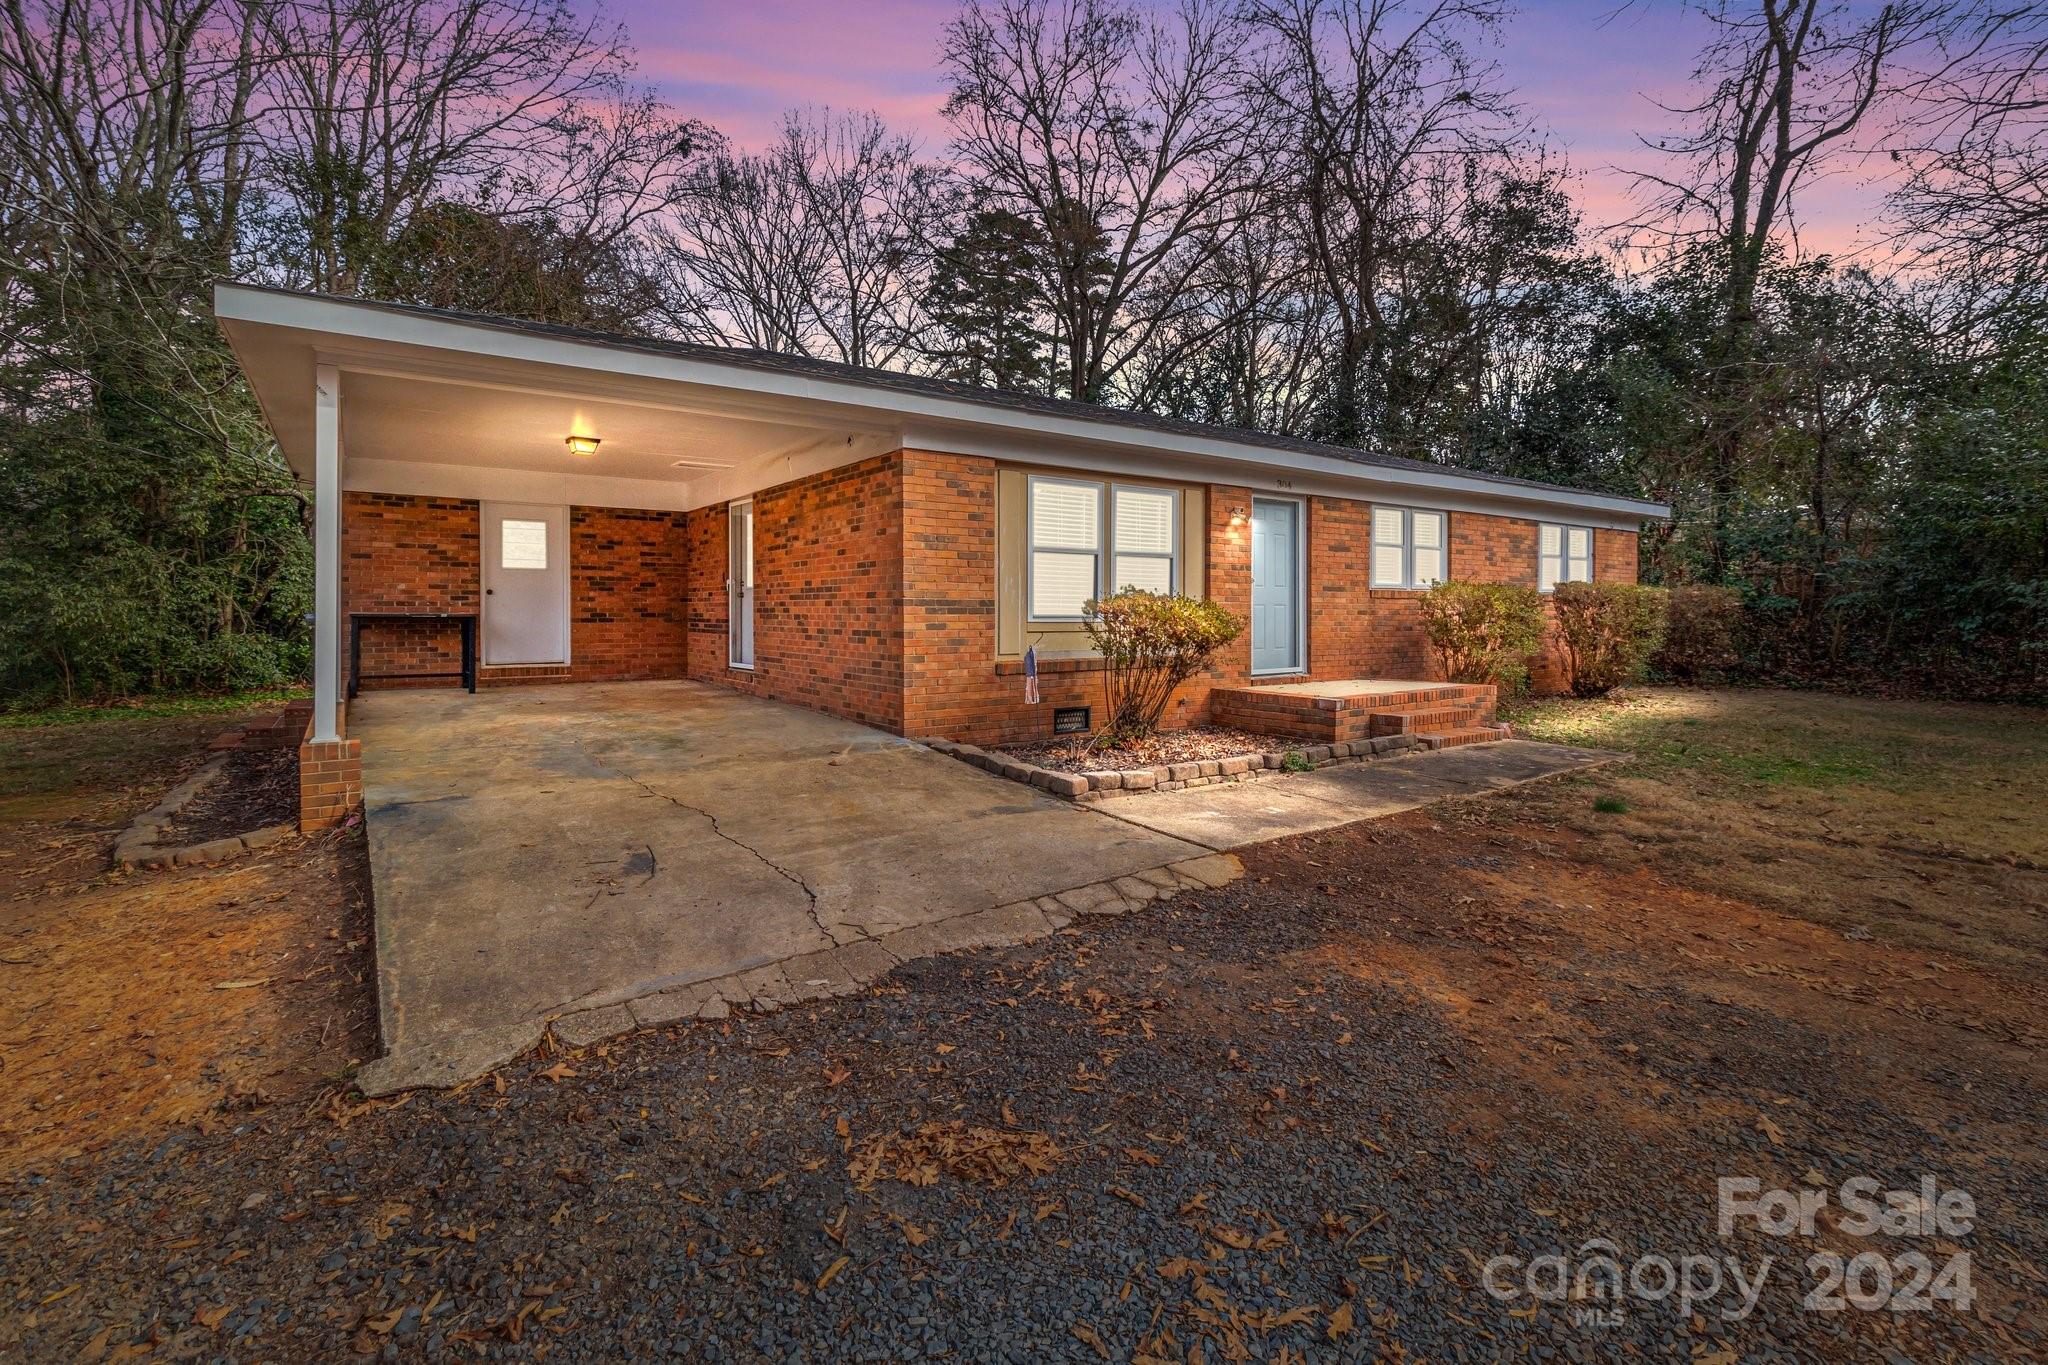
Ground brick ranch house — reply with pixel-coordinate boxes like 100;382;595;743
214;284;1669;831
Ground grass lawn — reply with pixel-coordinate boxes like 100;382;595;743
1504;685;2047;970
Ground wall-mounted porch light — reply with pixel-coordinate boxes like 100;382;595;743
1228;505;1248;527
565;435;601;458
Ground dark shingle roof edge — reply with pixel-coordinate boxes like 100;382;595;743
214;281;1670;518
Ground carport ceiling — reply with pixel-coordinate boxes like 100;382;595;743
337;369;831;482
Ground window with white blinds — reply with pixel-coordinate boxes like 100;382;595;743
1539;524;1593;591
1028;477;1101;619
1370;507;1448;589
1110;487;1177;595
1027;476;1181;619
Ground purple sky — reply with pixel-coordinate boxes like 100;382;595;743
620;0;1885;256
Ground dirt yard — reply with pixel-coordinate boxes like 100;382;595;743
0;703;377;1172
0;687;2041;1360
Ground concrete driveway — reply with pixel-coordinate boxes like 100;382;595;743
350;682;1222;1091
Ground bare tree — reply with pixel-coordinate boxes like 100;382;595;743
1621;0;1951;574
792;109;943;369
653;125;827;353
1888;5;2047;320
656;108;941;367
0;0;266;435
940;0;1260;402
257;0;633;294
1624;1;1945;335
1122;187;1334;431
1241;0;1522;449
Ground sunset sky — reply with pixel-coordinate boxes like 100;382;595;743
614;0;1891;258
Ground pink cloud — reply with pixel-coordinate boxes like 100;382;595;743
612;0;1881;253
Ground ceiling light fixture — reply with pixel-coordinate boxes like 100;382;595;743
565;435;601;458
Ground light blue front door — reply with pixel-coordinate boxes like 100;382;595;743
1250;498;1301;674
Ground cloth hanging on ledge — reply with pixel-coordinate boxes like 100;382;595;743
1022;644;1040;705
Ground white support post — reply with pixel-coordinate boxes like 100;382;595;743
312;362;342;742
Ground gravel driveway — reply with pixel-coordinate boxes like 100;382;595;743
4;797;2040;1362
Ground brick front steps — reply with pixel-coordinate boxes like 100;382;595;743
920;732;1422;800
1211;680;1509;751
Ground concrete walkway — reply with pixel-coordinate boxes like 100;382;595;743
349;682;1224;1093
1090;740;1617;849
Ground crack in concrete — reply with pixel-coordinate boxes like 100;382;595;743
577;741;845;949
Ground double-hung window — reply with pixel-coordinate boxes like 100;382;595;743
1110;486;1177;595
1370;506;1447;589
1539;524;1593;591
1027;476;1180;620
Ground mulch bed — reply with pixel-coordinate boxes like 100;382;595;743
1003;724;1280;774
158;745;299;844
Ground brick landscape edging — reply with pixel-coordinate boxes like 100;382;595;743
113;756;295;872
916;732;1422;800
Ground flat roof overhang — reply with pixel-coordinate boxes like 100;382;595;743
215;282;1671;527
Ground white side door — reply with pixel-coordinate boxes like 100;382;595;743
728;499;755;669
1250;497;1302;674
482;502;569;665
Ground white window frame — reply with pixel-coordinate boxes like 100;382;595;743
1026;475;1182;622
1370;505;1449;590
1108;483;1180;597
1539;523;1594;592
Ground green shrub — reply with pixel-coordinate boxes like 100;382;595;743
1083;589;1243;743
1593;794;1630;814
1280;750;1314;773
1653;585;1743;682
1551;582;1669;697
1419;581;1546;694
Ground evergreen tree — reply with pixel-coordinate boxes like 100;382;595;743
923;208;1051;392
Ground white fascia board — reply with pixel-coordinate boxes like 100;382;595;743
217;284;1671;525
904;421;1662;531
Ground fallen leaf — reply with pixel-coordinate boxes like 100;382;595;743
1327;1299;1355;1340
540;1062;577;1083
1071;1321;1111;1360
816;1255;851;1290
1757;1114;1785;1146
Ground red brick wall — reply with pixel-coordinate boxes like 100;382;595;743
685;454;905;730
340;493;687;689
339;470;1643;747
341;493;480;688
895;467;1644;746
570;506;688;681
